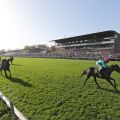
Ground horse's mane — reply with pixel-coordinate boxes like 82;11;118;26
109;64;119;68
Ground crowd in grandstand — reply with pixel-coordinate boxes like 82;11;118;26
0;44;120;60
2;48;120;61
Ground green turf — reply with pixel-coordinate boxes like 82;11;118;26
0;58;120;120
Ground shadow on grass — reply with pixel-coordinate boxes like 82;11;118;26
8;77;32;87
12;64;22;66
99;87;120;95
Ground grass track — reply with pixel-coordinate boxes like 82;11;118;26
0;58;120;120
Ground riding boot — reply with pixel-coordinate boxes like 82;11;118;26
99;69;104;78
96;68;103;78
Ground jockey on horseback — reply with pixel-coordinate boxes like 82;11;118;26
96;58;110;77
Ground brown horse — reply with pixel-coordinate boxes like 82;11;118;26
0;59;11;78
8;56;14;64
80;64;120;90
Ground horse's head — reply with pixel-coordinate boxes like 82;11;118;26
111;64;120;73
8;56;14;63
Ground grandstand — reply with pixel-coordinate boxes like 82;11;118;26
53;30;120;53
3;30;120;60
51;30;120;60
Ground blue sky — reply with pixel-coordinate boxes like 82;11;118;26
0;0;120;50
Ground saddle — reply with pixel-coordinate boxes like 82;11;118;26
99;68;108;78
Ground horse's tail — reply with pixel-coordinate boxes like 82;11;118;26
80;70;87;78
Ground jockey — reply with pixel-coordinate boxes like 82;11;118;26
96;58;110;77
96;58;109;70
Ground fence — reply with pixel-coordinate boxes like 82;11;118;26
0;92;28;120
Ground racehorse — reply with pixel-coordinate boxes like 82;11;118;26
80;64;120;90
0;59;11;78
8;56;14;64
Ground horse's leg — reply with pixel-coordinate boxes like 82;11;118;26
93;75;100;88
80;70;86;78
8;69;11;77
4;70;8;78
106;79;117;90
83;74;91;87
110;77;117;90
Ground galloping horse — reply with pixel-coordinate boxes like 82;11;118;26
8;56;14;64
80;64;120;90
0;59;11;78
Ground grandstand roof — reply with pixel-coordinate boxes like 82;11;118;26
52;30;118;43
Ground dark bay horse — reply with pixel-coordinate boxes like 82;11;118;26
8;56;14;64
80;64;120;90
0;59;11;78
